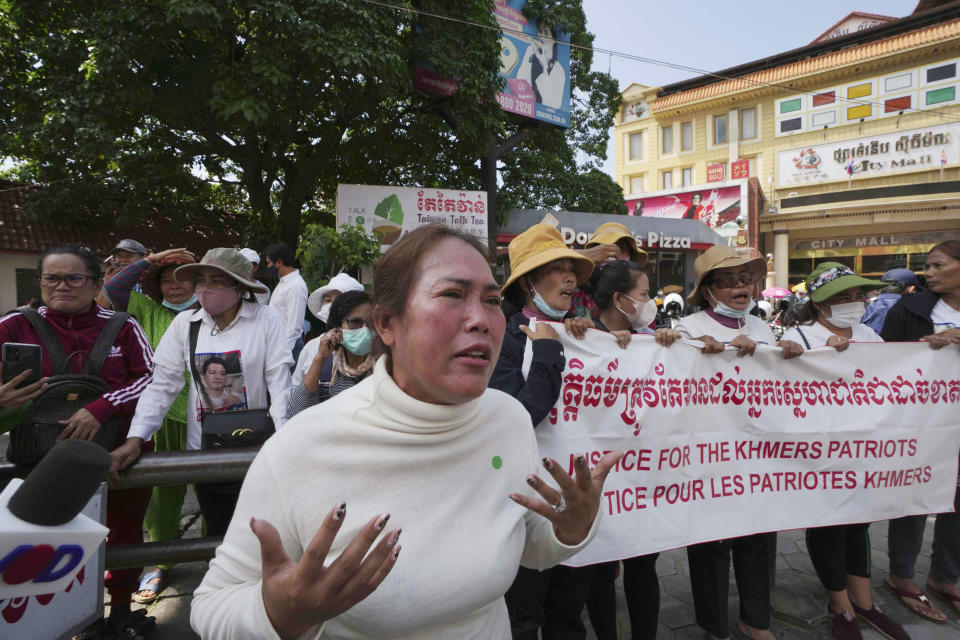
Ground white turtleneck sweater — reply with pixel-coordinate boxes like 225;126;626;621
191;358;600;640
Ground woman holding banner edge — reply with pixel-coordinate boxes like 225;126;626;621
781;263;909;640
881;239;960;623
675;246;802;640
491;223;598;640
584;259;680;640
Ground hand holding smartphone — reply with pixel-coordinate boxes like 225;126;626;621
2;343;43;388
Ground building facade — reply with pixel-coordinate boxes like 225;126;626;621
613;3;960;287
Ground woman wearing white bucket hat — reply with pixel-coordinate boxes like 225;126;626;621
676;246;802;640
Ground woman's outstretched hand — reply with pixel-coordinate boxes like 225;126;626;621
253;504;402;640
510;451;624;546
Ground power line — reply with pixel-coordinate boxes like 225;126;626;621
355;0;960;124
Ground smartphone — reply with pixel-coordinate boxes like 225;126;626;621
2;343;42;388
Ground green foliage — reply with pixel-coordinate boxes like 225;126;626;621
0;0;624;243
296;223;381;290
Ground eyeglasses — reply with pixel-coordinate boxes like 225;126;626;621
709;271;757;289
38;273;94;288
341;317;367;330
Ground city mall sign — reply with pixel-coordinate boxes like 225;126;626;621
776;123;958;187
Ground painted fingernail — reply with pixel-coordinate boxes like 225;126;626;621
375;513;390;530
542;457;552;469
526;475;537;486
576;454;585;466
509;494;521;503
392;544;402;560
249;517;256;529
333;502;346;521
387;529;402;548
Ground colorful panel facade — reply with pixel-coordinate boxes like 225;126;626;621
775;58;960;137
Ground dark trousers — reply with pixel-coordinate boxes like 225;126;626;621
506;564;596;640
687;533;774;637
104;486;153;607
888;483;960;584
195;481;242;537
805;523;870;592
586;554;660;640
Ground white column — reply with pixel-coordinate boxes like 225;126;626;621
728;108;739;165
774;230;789;289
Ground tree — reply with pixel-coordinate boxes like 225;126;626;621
1;0;624;246
296;223;381;290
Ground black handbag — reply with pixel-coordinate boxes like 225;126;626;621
188;319;274;449
8;310;129;464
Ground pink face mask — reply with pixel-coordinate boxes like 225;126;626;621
197;286;240;316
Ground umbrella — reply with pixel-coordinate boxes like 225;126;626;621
761;287;791;298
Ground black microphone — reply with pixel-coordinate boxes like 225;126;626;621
8;439;111;526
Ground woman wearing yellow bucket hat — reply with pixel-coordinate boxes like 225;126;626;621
491;224;598;640
675;245;802;640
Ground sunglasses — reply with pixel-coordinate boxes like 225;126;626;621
709;271;757;289
342;317;367;330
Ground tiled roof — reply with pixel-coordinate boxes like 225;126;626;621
0;181;243;256
651;18;960;112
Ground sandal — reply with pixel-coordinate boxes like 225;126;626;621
132;568;166;604
883;574;947;623
927;581;960;616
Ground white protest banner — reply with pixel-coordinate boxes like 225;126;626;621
526;325;960;567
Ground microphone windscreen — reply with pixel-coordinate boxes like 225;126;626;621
8;440;111;526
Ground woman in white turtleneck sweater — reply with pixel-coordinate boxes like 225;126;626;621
191;225;622;640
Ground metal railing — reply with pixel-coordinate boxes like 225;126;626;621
0;448;260;570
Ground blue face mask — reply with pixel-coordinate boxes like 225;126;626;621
162;294;198;312
709;289;756;319
528;279;568;320
341;327;372;356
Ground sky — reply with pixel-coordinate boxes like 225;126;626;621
579;0;921;177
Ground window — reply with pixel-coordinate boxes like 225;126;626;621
740;107;756;140
629;175;644;194
713;114;728;145
628;132;644;160
681;167;693;186
681;121;693;151
661;125;673;154
661;171;673;190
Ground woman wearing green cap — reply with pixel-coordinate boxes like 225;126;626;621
781;264;909;640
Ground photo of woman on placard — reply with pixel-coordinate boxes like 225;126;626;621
515;22;566;109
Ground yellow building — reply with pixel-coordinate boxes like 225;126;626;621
613;3;960;287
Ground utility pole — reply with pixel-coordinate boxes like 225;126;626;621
481;125;539;266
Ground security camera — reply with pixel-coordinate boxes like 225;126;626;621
735;214;746;226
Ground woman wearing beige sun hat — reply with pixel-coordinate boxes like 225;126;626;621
490;223;599;640
675;245;803;640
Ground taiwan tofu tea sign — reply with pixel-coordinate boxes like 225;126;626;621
336;184;488;250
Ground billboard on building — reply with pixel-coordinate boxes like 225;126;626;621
777;123;959;186
414;0;571;128
625;185;744;230
336;184;487;251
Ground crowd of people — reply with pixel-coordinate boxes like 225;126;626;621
0;225;957;640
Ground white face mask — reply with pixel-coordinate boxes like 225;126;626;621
318;303;332;324
617;295;658;331
824;301;865;328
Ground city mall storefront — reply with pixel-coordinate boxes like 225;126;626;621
496;209;725;295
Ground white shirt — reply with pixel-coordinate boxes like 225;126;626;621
253;280;271;306
675;310;777;344
782;322;882;350
931;299;960;334
128;302;293;449
269;269;309;352
191;358;600;640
